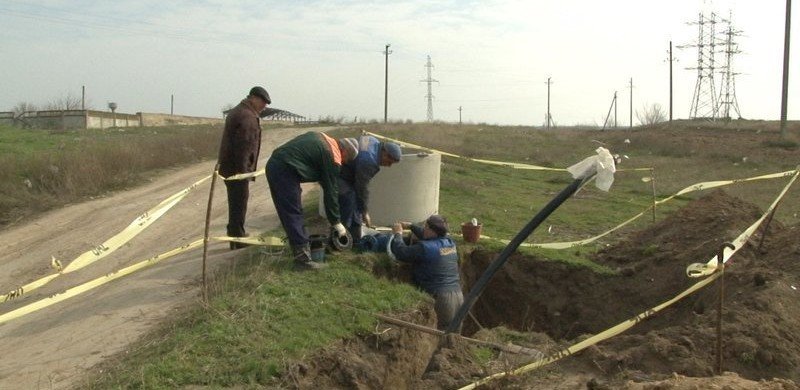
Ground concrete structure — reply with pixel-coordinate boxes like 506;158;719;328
319;153;441;227
0;110;221;130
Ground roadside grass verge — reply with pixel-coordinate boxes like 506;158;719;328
0;124;227;227
84;246;427;389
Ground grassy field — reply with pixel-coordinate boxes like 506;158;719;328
23;120;798;388
0;123;296;227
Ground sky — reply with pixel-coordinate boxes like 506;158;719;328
0;0;797;126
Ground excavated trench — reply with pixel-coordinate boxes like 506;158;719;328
284;190;800;388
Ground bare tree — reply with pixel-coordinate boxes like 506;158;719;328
12;102;38;116
636;103;666;126
44;92;83;111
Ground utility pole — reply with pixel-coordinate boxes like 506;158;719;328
545;77;553;130
81;85;85;110
629;78;634;129
669;41;673;122
602;92;618;131
458;106;462;124
384;44;392;123
420;55;439;122
170;94;174;115
780;0;792;138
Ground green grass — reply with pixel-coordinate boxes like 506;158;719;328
71;120;800;387
86;250;427;389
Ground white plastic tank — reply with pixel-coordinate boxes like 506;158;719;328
319;153;441;226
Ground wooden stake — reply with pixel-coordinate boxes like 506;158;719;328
202;164;220;304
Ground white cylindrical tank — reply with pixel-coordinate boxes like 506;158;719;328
319;153;441;226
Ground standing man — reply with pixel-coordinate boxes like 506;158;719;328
338;135;402;240
218;86;270;250
266;132;359;271
390;215;464;330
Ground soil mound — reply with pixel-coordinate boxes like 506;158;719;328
284;190;800;388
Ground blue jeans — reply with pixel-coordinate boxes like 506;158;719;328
338;182;363;240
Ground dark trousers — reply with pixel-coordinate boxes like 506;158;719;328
266;158;307;247
224;179;249;237
338;184;363;240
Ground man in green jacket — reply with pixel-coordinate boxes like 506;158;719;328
266;132;359;270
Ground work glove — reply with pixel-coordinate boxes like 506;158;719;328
332;222;347;237
362;212;372;228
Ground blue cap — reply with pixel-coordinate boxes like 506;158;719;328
382;142;402;162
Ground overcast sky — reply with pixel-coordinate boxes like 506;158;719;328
1;0;797;126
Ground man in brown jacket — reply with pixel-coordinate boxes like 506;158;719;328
218;86;270;249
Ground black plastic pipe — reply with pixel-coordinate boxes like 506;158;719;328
446;176;593;334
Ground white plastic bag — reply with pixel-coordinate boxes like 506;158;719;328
566;147;617;191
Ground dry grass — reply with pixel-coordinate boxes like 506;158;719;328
0;124;223;227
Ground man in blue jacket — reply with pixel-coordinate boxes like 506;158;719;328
338;135;401;240
390;215;464;330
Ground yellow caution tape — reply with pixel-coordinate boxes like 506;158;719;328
366;131;654;172
478;169;798;251
686;168;799;277
1;175;211;304
0;240;203;326
458;169;800;390
457;272;720;390
212;235;285;246
221;168;266;181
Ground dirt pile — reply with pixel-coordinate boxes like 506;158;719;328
285;190;800;388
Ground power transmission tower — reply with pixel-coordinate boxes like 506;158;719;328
680;12;719;119
420;55;439;122
717;12;743;120
545;77;554;130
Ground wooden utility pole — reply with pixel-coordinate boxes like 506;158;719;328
780;0;792;138
171;94;174;115
545;77;553;130
629;78;634;129
81;85;85;110
614;91;618;128
458;106;462;124
669;41;674;122
384;44;392;123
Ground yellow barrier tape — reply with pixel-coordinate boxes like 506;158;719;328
458;169;799;389
686;168;799;277
457;272;720;390
212;235;285;246
0;239;204;326
477;169;797;251
1;175;211;304
366;131;654;172
221;168;265;181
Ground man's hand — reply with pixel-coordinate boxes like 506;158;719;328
391;222;403;235
400;221;412;229
363;212;372;228
332;223;347;237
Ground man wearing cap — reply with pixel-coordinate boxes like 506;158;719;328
390;215;464;330
266;132;359;270
218;86;271;250
338;135;402;240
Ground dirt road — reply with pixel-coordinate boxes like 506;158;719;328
0;126;329;389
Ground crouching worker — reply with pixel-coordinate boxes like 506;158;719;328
338;135;402;240
390;215;464;330
266;132;359;271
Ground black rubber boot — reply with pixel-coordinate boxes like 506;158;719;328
292;244;326;271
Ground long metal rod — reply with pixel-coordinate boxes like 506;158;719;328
716;242;735;375
446;177;590;334
202;164;220;303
